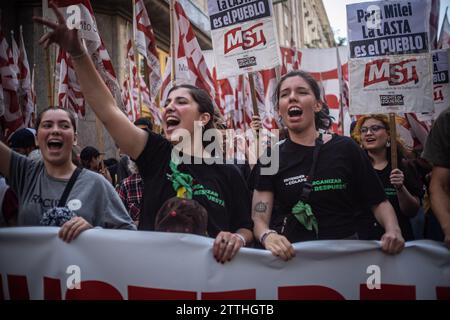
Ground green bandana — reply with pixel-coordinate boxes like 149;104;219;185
167;160;194;199
292;200;318;237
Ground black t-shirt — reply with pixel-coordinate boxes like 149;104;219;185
255;135;386;242
136;132;253;237
357;161;423;241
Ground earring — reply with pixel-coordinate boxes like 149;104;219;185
386;140;391;147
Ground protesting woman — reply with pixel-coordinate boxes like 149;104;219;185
0;107;136;242
251;71;405;261
353;115;422;241
33;2;253;263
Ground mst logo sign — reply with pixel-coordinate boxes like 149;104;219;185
224;22;266;54
364;59;419;87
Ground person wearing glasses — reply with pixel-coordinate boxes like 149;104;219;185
352;115;422;241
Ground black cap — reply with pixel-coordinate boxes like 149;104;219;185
9;128;36;149
80;146;104;162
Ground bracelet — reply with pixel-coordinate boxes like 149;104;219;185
69;50;87;61
234;233;246;247
260;229;277;247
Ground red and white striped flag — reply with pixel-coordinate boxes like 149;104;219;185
134;0;161;104
0;28;23;139
18;26;35;128
49;0;124;116
160;1;216;104
122;39;162;124
56;49;85;116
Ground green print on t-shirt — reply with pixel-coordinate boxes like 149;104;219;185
384;187;397;197
312;178;347;192
193;184;225;207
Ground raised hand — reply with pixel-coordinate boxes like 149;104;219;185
33;1;84;56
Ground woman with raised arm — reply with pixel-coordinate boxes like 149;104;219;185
0;106;136;241
251;70;405;261
33;2;253;263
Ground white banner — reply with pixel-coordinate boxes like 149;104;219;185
0;228;449;300
208;0;281;79
349;54;433;115
347;0;431;58
433;49;450;118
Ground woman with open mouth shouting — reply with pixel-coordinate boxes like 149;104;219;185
0;106;136;241
251;71;405;261
32;2;253;263
352;114;422;241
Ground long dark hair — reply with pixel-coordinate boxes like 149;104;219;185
273;70;333;130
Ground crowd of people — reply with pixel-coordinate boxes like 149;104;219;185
0;3;449;263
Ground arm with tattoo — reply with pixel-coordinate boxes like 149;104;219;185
251;191;274;244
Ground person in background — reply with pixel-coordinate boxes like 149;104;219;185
80;146;113;184
116;159;142;226
155;197;208;236
423;106;450;249
8;128;37;156
352;114;422;241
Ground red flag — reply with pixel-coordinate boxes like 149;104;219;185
18;26;35;128
160;1;215;104
51;0;124;116
0;29;23;139
134;0;161;104
56;49;86;117
123;39;162;124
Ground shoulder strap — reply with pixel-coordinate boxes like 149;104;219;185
58;167;82;207
299;135;323;201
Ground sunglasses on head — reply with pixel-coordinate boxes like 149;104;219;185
360;125;386;134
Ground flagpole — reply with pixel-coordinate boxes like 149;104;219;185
170;0;176;85
132;0;143;118
336;47;345;135
388;113;398;169
45;48;53;106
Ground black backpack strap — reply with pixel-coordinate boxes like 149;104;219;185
299;135;324;201
58;168;82;207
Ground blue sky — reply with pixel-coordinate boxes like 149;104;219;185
322;0;450;43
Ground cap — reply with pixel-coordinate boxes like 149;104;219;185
9;128;36;149
80;146;104;162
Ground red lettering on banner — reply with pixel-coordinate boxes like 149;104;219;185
278;285;345;300
7;275;30;300
364;59;418;87
325;94;339;108
434;85;444;101
436;287;450;300
201;289;256;300
224;23;266;54
65;280;123;300
128;286;196;300
44;277;62;300
360;284;416;300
